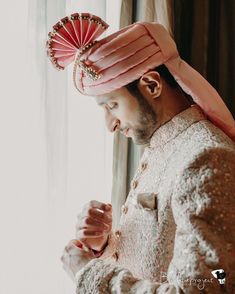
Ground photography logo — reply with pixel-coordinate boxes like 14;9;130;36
211;269;226;285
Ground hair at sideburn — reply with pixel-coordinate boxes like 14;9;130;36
126;64;178;93
125;64;194;104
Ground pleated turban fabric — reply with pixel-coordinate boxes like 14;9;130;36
46;13;235;141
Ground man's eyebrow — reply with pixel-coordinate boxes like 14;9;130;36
97;96;114;106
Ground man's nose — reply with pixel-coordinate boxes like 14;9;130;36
105;113;120;132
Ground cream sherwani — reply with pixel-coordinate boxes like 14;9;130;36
75;105;235;293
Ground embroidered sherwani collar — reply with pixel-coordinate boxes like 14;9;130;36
149;104;207;148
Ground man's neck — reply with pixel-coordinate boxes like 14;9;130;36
161;89;192;125
152;89;192;136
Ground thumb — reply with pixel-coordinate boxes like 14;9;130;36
75;239;90;252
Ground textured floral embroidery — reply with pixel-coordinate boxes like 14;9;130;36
75;105;235;293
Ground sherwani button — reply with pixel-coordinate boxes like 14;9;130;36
121;205;128;214
141;162;147;171
112;251;119;261
131;180;138;189
115;230;122;238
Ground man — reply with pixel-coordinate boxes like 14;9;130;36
47;13;235;293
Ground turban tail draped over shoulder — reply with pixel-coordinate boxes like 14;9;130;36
46;13;235;141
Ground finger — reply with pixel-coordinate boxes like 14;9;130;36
82;200;111;216
63;240;88;258
77;225;110;237
65;244;85;256
70;239;82;245
76;228;105;239
89;200;111;211
80;216;110;231
89;218;110;231
88;208;112;225
64;240;79;254
76;217;105;233
77;211;112;230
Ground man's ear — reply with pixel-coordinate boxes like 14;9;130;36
139;71;162;99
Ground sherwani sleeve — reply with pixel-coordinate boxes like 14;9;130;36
75;147;235;294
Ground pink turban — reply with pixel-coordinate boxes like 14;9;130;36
46;13;235;141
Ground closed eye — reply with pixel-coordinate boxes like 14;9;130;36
108;102;118;110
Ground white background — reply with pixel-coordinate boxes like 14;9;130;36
0;0;121;293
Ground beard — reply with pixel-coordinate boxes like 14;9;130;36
129;88;158;145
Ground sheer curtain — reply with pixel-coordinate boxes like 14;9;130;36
0;1;51;293
0;1;120;293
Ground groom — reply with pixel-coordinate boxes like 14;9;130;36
47;13;235;293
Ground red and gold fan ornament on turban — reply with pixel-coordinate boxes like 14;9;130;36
46;12;235;141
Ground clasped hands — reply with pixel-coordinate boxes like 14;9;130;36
61;200;112;282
